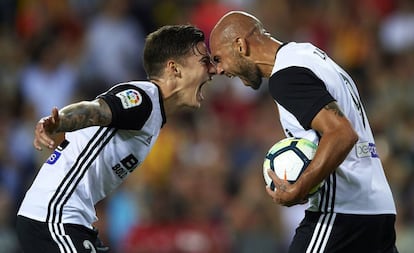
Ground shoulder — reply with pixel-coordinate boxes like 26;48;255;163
273;42;322;73
110;81;157;92
97;81;157;113
102;81;159;99
97;81;157;130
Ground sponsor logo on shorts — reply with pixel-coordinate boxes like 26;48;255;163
356;142;379;158
116;89;142;109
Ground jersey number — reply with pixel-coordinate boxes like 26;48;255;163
340;73;366;128
313;47;366;128
83;240;96;253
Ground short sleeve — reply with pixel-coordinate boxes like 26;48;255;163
97;84;153;130
269;66;335;129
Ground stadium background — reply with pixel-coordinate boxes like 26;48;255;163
0;0;413;252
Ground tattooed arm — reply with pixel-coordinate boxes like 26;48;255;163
33;99;112;150
267;101;358;206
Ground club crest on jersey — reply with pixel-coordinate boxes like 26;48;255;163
116;89;142;109
46;150;61;165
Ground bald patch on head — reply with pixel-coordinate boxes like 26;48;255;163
210;11;262;45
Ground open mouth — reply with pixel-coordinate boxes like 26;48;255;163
225;73;235;79
197;79;211;102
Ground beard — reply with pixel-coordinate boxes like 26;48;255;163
236;57;262;90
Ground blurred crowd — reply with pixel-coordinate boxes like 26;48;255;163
0;0;413;252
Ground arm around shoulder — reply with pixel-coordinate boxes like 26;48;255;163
33;99;113;151
56;98;113;132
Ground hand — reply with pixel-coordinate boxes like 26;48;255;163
33;107;63;150
265;169;308;207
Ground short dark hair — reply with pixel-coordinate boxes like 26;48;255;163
143;25;205;78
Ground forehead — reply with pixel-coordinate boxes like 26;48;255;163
209;37;221;54
209;41;230;60
193;41;209;56
181;42;209;65
179;42;209;64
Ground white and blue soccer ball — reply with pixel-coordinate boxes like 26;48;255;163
263;137;321;195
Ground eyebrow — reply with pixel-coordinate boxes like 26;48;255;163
199;55;210;61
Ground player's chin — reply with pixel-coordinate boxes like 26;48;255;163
184;97;202;109
193;97;202;108
185;102;201;109
193;88;204;107
249;80;262;90
243;77;262;90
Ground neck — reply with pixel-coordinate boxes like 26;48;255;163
254;38;282;77
150;78;180;117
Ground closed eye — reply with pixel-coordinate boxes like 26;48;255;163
200;56;213;66
212;56;220;64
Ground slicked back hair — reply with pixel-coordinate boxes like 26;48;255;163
143;25;205;79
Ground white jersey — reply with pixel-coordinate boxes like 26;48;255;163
18;81;166;228
269;42;396;214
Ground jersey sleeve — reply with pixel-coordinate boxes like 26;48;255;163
269;66;335;129
97;84;153;130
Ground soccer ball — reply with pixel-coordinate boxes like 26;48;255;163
263;137;321;195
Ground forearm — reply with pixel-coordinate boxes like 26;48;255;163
297;128;357;197
56;100;112;133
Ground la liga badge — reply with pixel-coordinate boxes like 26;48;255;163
116;89;142;109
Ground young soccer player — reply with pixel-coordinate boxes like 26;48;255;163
16;24;216;253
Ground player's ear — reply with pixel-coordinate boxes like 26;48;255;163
235;37;249;56
167;60;181;77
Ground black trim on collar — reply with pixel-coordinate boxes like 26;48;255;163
276;42;289;54
152;82;167;128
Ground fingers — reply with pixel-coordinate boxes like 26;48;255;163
265;172;282;204
265;185;285;205
33;121;45;151
266;169;298;207
33;108;61;151
265;185;278;203
51;107;59;124
267;169;288;193
267;168;282;184
33;119;56;150
42;107;60;132
33;136;43;151
265;185;274;196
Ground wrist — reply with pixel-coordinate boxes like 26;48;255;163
295;178;312;199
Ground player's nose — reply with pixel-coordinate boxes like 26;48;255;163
208;61;217;75
215;64;225;75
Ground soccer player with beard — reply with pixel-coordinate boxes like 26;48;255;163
209;11;398;253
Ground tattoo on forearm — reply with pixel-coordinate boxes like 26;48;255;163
324;102;344;117
56;102;112;132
